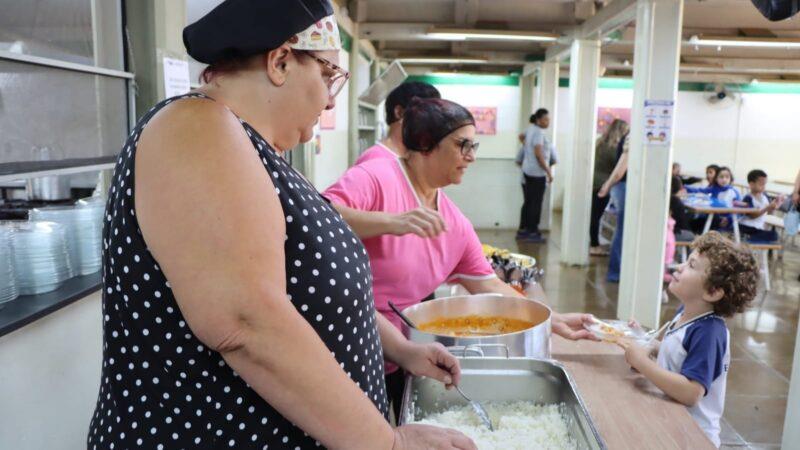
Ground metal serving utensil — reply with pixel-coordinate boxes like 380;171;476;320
454;384;494;431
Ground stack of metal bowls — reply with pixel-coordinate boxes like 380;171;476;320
3;221;72;295
0;226;18;308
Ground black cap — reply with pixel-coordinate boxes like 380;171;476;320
183;0;334;64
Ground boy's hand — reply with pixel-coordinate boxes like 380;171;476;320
616;339;650;369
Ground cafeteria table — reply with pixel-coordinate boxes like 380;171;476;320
686;205;760;243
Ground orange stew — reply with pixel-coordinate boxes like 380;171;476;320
418;315;535;337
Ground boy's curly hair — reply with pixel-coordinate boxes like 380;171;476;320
692;231;759;317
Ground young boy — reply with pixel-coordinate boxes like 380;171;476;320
617;232;759;447
740;169;784;243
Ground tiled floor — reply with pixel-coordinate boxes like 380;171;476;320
477;217;798;449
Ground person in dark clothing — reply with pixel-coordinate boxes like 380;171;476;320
672;162;702;186
516;109;554;243
670;176;695;242
590;119;628;255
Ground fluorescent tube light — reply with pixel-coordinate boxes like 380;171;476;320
427;29;558;42
397;57;489;65
688;35;800;49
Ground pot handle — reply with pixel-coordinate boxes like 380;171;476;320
447;344;510;359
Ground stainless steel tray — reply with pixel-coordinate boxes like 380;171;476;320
399;357;606;450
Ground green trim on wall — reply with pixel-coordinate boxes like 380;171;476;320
339;28;373;62
339;28;353;53
556;77;800;94
406;74;520;86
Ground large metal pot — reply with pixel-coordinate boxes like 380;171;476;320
402;294;551;358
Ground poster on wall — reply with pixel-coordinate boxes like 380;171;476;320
643;100;675;146
162;57;190;98
467;107;497;135
596;107;631;134
320;108;336;130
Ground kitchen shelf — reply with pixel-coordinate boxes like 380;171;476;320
0;272;102;337
0;156;117;183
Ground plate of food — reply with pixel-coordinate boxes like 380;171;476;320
584;317;651;344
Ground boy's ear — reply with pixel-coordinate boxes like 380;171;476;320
703;287;725;303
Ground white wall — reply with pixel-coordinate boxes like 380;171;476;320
0;293;103;450
454;83;800;229
435;84;522;159
314;51;371;191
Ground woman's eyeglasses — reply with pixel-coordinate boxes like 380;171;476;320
454;138;480;156
296;50;350;99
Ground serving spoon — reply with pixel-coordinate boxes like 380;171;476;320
454;384;494;431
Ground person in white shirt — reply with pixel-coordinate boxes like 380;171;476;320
740;169;784;243
617;232;760;447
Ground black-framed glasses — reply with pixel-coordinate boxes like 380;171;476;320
295;50;350;99
454;138;479;156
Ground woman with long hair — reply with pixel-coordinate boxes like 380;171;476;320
590;119;629;256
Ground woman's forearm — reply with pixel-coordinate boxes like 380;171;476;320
221;304;394;450
376;312;414;365
604;153;629;187
332;203;397;239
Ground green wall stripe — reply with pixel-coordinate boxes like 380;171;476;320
339;28;353;53
339;27;373;62
406;74;520;86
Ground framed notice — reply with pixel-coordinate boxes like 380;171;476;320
162;57;190;98
643;100;675;146
467;107;497;135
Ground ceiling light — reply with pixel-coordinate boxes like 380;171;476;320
688;35;800;49
427;28;558;42
396;57;489;65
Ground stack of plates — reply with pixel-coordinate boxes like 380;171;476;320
3;221;72;295
75;196;105;275
0;227;18;308
30;197;105;276
29;206;79;277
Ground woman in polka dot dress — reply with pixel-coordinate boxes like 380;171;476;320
87;1;476;449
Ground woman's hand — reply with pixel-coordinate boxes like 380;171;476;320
390;207;447;238
551;312;598;341
597;182;612;198
394;341;461;389
392;424;477;450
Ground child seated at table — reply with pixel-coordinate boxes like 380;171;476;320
740;169;784;243
687;166;741;232
617;232;759;448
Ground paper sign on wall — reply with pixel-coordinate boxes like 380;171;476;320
643;100;675;146
163;57;191;98
467;107;498;135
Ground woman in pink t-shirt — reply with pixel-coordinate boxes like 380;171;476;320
325;98;595;417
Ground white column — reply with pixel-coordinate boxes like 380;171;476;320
347;23;362;166
560;40;600;266
519;72;534;132
617;0;684;328
783;313;800;448
537;61;559;232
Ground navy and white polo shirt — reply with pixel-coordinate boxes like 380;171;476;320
657;308;730;448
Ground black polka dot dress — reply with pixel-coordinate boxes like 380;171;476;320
88;93;388;449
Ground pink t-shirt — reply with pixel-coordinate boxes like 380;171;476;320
324;158;495;334
354;142;397;166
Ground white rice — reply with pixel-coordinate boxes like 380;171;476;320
414;401;575;450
